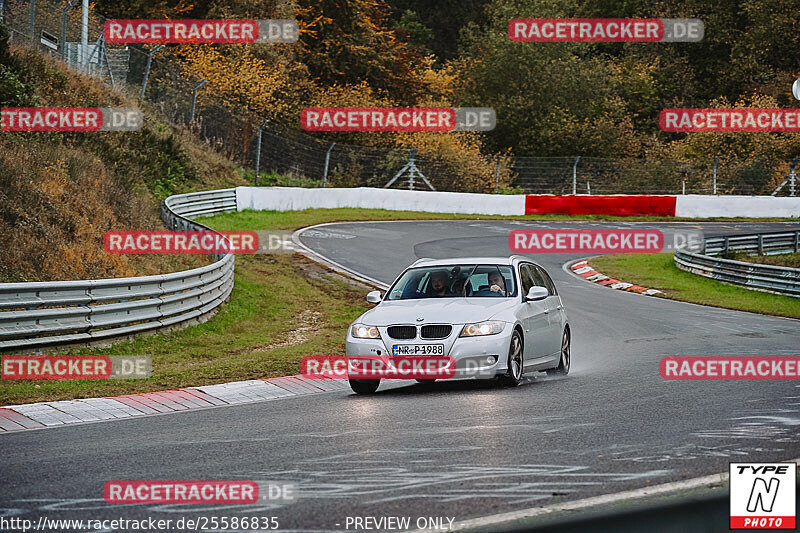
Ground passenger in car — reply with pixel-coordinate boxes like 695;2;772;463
427;270;453;297
452;277;467;296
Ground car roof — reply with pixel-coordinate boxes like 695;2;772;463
410;256;532;268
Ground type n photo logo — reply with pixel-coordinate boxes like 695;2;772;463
730;463;796;529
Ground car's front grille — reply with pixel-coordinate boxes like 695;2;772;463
387;325;417;339
420;325;452;339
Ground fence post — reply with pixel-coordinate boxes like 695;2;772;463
29;0;35;41
572;156;581;195
140;44;164;98
80;0;88;68
254;118;269;185
494;154;500;191
586;181;591;195
712;157;719;195
61;0;79;60
772;159;798;196
190;79;207;123
682;180;686;195
322;142;335;188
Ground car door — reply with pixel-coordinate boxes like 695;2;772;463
532;264;564;357
518;263;551;362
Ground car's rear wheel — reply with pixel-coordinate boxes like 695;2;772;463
499;329;523;387
547;328;571;375
349;379;380;394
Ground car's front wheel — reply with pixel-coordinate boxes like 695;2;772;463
499;329;523;387
547;328;570;375
349;379;380;394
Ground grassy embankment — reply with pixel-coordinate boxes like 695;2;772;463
588;253;800;318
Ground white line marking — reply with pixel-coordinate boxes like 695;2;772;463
412;458;800;532
292;224;390;289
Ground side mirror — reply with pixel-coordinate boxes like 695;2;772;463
525;286;549;302
366;290;383;304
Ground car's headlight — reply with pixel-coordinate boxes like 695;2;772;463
460;320;506;337
351;324;381;339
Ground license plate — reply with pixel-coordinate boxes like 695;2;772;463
392;344;444;356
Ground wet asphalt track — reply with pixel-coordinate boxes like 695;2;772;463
1;220;799;532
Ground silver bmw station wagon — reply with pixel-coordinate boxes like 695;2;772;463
346;256;571;394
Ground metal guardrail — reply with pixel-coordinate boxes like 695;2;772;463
0;188;238;351
674;231;800;297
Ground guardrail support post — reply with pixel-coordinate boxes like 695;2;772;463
795;231;799;253
722;237;728;256
139;44;164;99
757;234;764;255
322;142;335;188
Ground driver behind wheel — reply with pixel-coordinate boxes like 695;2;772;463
486;271;507;296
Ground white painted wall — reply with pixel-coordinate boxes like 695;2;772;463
236;187;527;216
236;188;800;218
675;195;800;218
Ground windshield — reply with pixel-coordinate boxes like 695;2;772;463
387;264;517;300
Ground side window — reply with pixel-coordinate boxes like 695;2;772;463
534;265;557;296
519;265;535;295
527;263;548;289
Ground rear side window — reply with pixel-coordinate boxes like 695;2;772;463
519;265;535;295
526;263;548;289
534;265;558;296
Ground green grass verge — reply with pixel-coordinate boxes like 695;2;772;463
726;251;800;268
589;253;800;318
0;254;369;405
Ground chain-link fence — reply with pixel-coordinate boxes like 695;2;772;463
512;156;798;195
3;0;799;196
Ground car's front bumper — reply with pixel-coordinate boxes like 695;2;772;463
345;324;514;379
